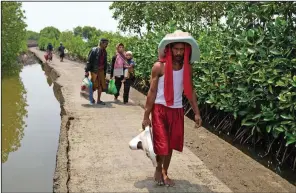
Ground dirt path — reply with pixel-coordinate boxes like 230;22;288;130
30;48;295;193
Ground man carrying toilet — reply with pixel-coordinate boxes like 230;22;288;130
141;30;202;186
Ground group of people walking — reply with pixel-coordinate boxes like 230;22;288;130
46;30;203;187
45;42;66;62
43;30;203;187
84;39;135;105
84;30;203;187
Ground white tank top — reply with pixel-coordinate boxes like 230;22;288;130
155;66;184;108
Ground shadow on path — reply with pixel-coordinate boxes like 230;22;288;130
134;177;213;192
81;102;115;108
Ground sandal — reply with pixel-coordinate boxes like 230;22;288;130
154;170;164;186
163;177;175;187
90;99;95;105
97;101;105;105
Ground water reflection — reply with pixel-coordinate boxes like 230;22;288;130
1;75;28;163
2;64;61;192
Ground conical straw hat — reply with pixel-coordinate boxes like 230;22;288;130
158;30;200;63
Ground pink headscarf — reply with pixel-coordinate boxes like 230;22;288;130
113;43;127;76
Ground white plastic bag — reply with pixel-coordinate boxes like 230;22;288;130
80;77;92;101
129;126;157;167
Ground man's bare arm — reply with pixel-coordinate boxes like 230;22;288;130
144;62;162;119
189;91;201;116
187;65;201;116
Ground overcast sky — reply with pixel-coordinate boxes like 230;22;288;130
22;2;119;33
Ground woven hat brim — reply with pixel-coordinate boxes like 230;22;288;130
158;36;200;63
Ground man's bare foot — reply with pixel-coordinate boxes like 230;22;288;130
162;171;175;187
154;168;163;186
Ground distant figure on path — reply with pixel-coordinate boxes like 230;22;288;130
110;43;131;104
141;30;202;186
58;42;65;62
46;43;53;62
85;38;109;105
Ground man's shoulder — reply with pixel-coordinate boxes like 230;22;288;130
152;62;164;74
153;61;164;68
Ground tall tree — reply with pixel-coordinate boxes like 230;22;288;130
81;26;98;40
26;30;39;40
109;2;228;36
73;26;83;37
39;26;61;40
1;2;27;77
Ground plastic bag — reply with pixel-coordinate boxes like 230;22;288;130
103;79;109;93
80;77;93;102
129;126;157;167
107;79;117;95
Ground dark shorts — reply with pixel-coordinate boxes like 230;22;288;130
60;53;65;57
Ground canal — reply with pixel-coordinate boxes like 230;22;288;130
2;63;61;192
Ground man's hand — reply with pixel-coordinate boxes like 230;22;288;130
142;117;151;130
195;114;202;128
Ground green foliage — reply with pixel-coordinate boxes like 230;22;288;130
73;26;83;37
38;26;61;50
26;30;39;40
39;26;60;40
38;36;59;51
131;21;179;78
109;2;227;36
1;2;27;77
115;2;296;147
39;26;139;63
73;26;103;40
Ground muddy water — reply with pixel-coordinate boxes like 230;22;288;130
2;64;61;192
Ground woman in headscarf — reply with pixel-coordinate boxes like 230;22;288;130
110;43;135;104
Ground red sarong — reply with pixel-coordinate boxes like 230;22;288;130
151;104;184;155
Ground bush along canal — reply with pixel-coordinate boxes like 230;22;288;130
2;60;61;192
132;78;296;186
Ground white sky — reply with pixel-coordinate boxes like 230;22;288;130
22;2;119;33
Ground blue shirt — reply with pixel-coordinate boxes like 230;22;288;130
127;59;135;67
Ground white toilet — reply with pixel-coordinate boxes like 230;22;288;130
129;126;157;167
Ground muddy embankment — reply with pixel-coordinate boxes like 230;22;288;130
29;52;70;193
18;52;38;65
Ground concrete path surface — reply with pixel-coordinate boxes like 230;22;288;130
31;48;232;192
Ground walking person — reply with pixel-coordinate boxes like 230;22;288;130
110;44;135;104
84;38;109;105
122;51;136;103
58;42;65;62
46;43;53;62
141;30;202;186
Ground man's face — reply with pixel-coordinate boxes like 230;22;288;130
171;43;185;64
101;41;108;49
118;45;124;53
